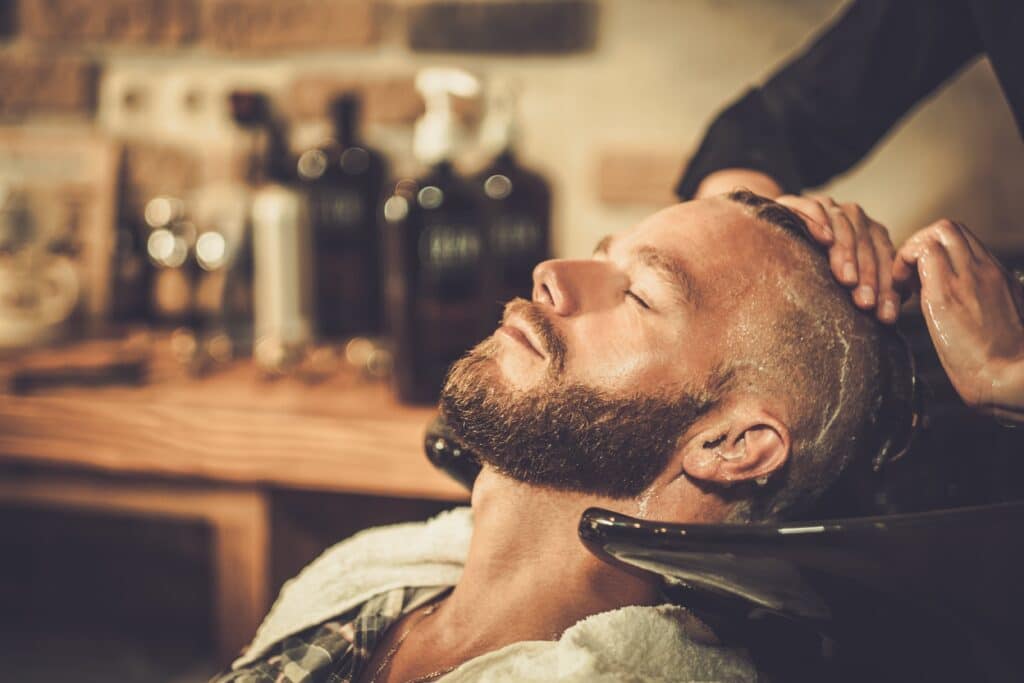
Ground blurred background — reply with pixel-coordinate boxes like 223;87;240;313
0;1;1022;681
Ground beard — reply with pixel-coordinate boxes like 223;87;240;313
439;304;718;500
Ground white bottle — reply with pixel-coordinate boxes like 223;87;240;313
252;186;313;364
413;67;480;168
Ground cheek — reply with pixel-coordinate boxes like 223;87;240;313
563;314;682;390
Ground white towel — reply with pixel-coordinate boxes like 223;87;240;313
234;507;755;682
236;507;473;668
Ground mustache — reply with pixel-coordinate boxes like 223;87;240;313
502;298;568;375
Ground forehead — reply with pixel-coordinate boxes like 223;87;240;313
616;198;785;289
630;197;754;246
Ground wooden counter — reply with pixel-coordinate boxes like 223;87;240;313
0;335;467;501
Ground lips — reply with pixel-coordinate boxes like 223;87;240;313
500;318;546;359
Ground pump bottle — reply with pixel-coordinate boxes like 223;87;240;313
386;68;489;404
475;79;551;315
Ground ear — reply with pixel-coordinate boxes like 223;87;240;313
679;400;791;486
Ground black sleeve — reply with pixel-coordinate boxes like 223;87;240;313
675;0;984;199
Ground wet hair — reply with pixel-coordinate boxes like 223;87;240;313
720;190;907;522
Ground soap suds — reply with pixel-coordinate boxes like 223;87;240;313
811;320;851;450
636;488;657;519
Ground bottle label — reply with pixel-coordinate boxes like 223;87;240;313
315;188;365;236
490;214;543;260
419;222;483;278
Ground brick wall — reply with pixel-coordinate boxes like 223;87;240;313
1;0;1021;263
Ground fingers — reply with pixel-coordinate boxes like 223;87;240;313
1012;271;1024;323
825;201;859;287
916;241;957;305
779;194;901;321
892;241;919;285
845;202;884;308
955;221;990;260
893;228;930;287
778;192;901;321
932;219;977;274
894;221;958;300
895;219;978;284
776;195;834;244
893;219;1024;413
852;215;878;307
943;221;1023;323
870;225;899;322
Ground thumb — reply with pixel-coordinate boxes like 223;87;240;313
891;243;922;297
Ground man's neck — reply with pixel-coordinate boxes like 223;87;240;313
427;469;661;654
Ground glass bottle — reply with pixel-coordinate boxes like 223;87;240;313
386;68;489;404
475;80;551;315
297;93;389;339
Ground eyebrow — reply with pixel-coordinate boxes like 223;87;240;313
593;235;700;308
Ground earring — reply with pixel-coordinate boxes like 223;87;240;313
755;475;769;486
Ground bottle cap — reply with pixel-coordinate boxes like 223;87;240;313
479;77;520;159
228;91;269;128
414;68;480;166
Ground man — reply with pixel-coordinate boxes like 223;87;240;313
214;191;903;682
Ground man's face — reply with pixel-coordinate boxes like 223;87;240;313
441;197;787;499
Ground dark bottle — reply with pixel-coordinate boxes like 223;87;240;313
476;150;551;314
385;68;489;405
111;159;152;324
475;81;551;315
297;93;388;339
386;162;490;404
143;195;198;328
110;215;151;324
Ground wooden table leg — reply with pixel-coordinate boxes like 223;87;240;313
208;489;271;664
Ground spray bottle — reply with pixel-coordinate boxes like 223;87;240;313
386;67;489;404
474;78;551;315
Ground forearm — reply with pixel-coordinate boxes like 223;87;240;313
676;0;981;200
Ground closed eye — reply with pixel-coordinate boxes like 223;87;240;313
625;290;650;309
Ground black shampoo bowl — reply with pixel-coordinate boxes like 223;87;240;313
579;502;1024;682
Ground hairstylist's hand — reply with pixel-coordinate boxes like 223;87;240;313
893;219;1024;423
776;195;900;323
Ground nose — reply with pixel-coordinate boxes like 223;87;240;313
532;260;573;315
532;258;621;316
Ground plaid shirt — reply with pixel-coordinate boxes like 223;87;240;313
211;586;447;683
